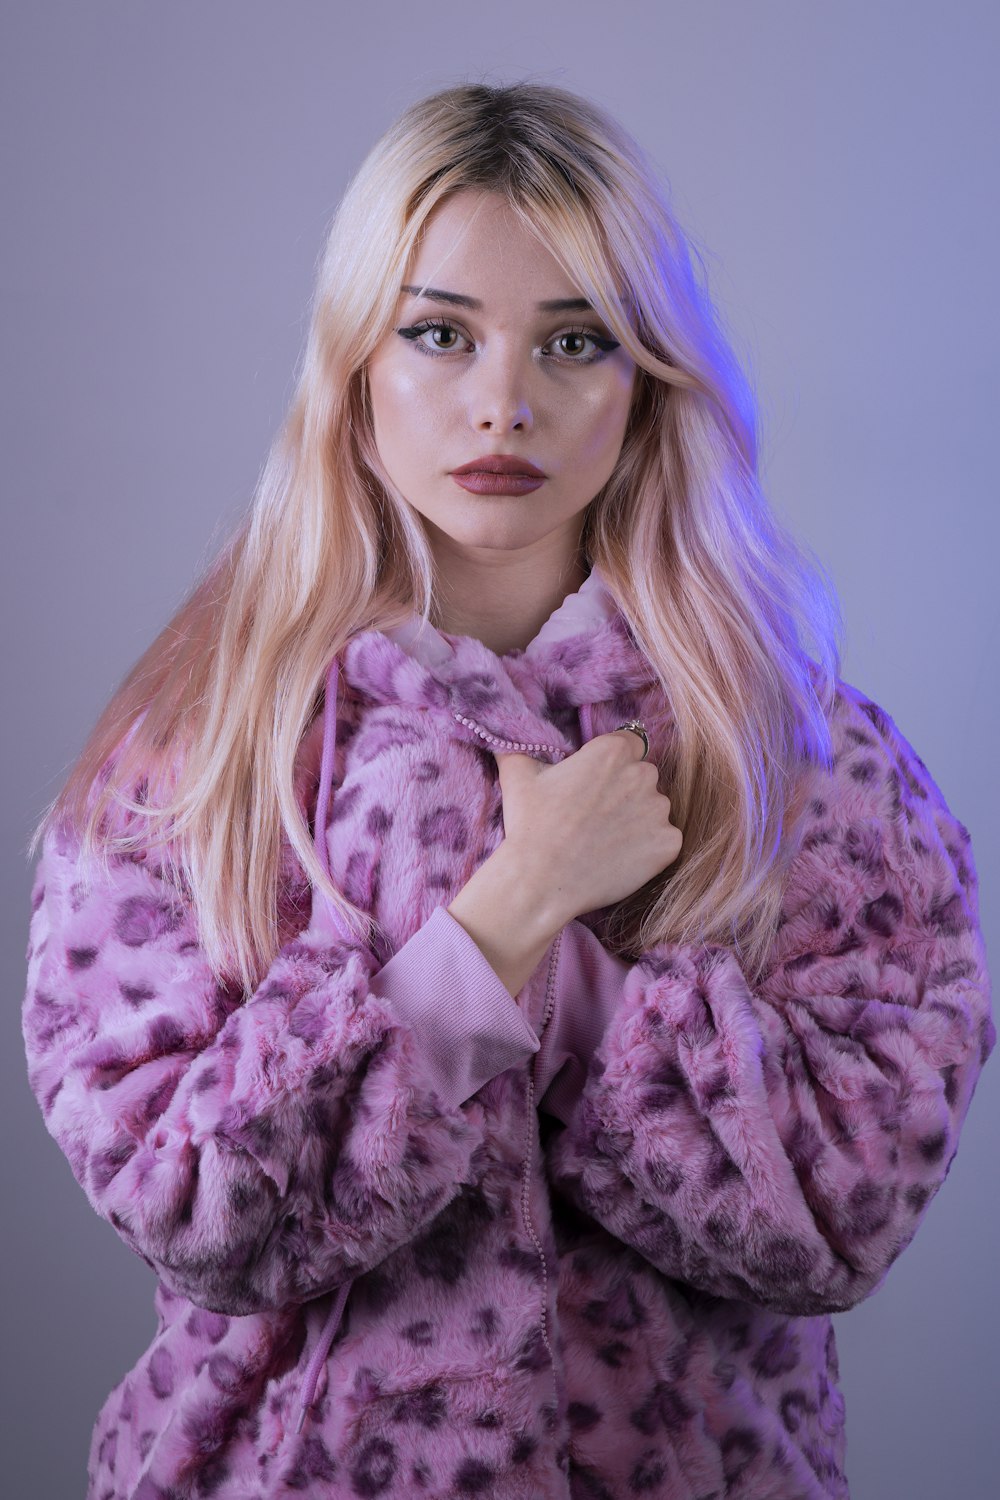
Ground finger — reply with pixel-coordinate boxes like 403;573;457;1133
610;727;649;760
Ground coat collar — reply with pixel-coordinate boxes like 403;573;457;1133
337;563;664;757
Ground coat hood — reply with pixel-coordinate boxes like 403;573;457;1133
335;561;667;758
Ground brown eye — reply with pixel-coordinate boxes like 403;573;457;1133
425;325;462;351
397;319;470;355
559;332;589;358
396;318;619;365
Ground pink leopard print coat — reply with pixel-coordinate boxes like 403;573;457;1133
22;566;994;1498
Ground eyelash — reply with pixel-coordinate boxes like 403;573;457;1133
396;317;620;365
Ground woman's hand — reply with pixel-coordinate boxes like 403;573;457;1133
493;730;683;926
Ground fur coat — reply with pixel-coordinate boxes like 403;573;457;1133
22;564;994;1498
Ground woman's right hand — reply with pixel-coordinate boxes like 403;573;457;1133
493;729;683;926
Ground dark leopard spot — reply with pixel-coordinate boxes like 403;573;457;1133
630;1380;693;1436
568;1401;602;1431
146;1015;188;1055
704;1139;741;1191
120;981;157;1006
628;1449;669;1490
845;1178;895;1237
390;1383;447;1429
780;1388;818;1435
348;1435;397;1496
67;946;99;969
917;1129;948;1163
514;1324;549;1373
417;804;469;855
90;1138;138;1193
207;1355;243;1394
411;1185;493;1286
509;1431;537;1464
185;1308;230;1344
366;805;393;837
847;757;880;786
720;1425;762;1486
470;1306;499;1340
750;1327;801;1379
453;1456;495;1493
148;1346;174;1399
645;1157;684;1196
401;1319;435;1347
115;893;186;947
861;891;903;938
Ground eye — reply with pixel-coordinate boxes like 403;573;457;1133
395;318;620;364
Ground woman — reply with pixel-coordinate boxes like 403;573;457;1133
22;81;993;1500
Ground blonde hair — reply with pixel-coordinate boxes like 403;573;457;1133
30;79;844;997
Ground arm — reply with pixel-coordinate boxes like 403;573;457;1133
22;825;541;1318
541;687;996;1316
369;899;543;1111
445;839;565;1004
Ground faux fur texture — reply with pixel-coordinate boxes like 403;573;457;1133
22;571;994;1498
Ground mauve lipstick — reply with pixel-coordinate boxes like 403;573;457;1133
451;472;545;495
449;453;546;496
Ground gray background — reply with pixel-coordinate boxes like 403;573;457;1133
3;2;997;1495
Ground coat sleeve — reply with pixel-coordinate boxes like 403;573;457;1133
22;824;540;1318
541;683;996;1316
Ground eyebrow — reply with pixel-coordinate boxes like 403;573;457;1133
399;284;594;313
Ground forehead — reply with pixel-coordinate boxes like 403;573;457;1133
404;190;579;303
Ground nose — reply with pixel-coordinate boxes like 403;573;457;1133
468;346;534;433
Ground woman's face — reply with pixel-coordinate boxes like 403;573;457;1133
365;189;637;564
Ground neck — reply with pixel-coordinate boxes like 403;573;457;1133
428;537;592;656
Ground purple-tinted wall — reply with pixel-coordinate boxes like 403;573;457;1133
3;2;996;1495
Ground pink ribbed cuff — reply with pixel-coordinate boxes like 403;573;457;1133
369;908;633;1127
368;904;541;1113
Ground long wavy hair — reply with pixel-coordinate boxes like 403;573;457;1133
29;79;844;997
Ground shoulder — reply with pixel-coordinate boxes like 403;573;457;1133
771;670;982;966
822;674;973;885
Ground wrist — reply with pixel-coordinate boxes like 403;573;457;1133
446;842;570;1002
484;840;573;940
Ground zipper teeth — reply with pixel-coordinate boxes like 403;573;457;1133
452;711;566;758
518;927;564;1420
459;706;565;1414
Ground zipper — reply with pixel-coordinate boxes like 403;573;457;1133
451;711;569;760
456;707;565;1416
519;927;564;1421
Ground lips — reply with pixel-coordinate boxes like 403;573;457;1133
450;471;546;496
450;455;546;478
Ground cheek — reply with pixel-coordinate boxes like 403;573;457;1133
374;356;453;434
370;364;425;456
567;380;634;461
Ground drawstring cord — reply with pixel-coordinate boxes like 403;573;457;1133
294;653;357;1435
294;661;596;1435
293;1279;352;1434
